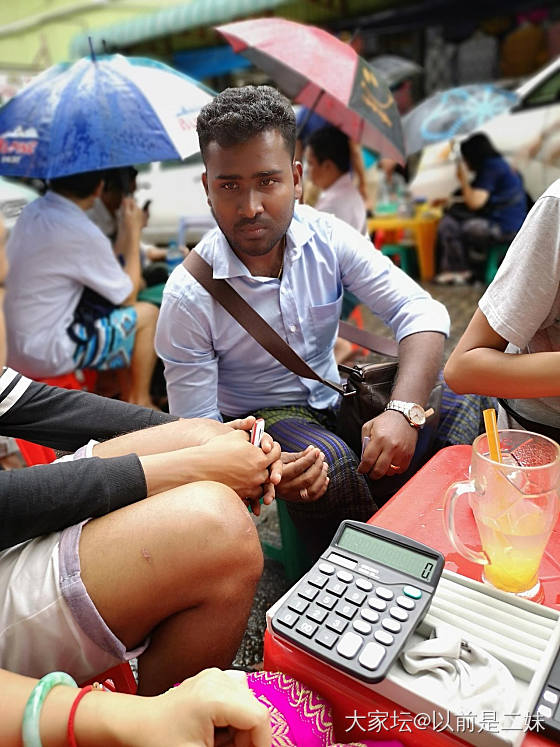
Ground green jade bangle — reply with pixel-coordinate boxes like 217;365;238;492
22;671;78;747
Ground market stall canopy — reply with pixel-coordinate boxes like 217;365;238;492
70;0;292;58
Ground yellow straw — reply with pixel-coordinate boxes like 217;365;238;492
483;408;502;463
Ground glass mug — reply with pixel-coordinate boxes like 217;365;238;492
443;430;560;599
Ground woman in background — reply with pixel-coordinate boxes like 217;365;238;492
434;133;527;285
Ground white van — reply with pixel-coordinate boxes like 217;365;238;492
135;153;215;246
409;56;560;203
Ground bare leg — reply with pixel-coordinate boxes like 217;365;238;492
128;301;158;408
79;481;263;695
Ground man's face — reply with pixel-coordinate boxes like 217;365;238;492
202;130;302;261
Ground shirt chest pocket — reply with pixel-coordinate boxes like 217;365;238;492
307;292;343;356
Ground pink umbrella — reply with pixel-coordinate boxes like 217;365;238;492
216;17;405;163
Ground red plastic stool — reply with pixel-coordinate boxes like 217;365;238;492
36;369;97;392
80;662;137;694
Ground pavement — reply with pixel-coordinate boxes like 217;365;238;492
233;279;486;668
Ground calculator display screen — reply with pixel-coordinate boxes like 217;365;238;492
337;527;436;582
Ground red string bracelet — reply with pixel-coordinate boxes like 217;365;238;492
67;685;94;747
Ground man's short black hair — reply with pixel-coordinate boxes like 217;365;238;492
197;85;296;162
306;125;350;174
102;166;138;194
49;170;105;199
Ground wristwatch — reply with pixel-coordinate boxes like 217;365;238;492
385;400;427;428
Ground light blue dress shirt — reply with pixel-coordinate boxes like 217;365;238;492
156;204;450;420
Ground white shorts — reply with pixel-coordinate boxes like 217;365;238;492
0;441;149;683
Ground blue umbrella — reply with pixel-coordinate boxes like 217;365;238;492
0;54;215;179
403;84;519;154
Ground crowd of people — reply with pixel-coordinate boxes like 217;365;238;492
0;81;556;745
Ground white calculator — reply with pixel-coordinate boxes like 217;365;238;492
270;520;444;683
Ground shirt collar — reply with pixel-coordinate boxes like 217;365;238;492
210;203;314;280
44;189;88;218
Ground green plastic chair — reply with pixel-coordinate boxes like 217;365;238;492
484;244;509;285
260;500;312;583
381;243;418;277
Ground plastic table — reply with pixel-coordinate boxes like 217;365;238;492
264;445;559;745
368;207;440;281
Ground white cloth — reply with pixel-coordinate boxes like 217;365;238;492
315;172;367;235
5;191;132;377
156;204;450;420
478;179;560;427
401;623;519;730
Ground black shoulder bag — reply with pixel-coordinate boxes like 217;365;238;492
184;251;442;456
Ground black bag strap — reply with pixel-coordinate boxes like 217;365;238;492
183;251;398;397
498;398;560;443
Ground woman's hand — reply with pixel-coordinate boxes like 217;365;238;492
105;669;272;747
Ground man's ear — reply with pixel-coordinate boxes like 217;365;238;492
293;160;303;201
201;171;211;205
93;180;104;199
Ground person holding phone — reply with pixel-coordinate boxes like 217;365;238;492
433;133;527;286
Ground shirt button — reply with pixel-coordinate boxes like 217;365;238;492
289;324;297;333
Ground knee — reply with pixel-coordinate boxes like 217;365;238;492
168;481;263;579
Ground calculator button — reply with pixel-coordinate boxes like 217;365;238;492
336;631;363;659
376;587;394;600
317;593;337;610
382;618;402;634
298;585;319;601
359;641;386;671
277;610;298;628
316;629;338;649
544;690;559;705
345;589;366;606
375;630;394;646
326;615;348;634
368;597;387;612
396;595;415;610
356;578;373;591
337;570;354;583
361;608;380;624
307;606;328;624
318;562;335;575
327;552;357;570
336;602;358;620
308;573;328;589
402;585;422;599
326;581;347;597
389;606;409;622
296;620;318;638
538;704;553;719
353;619;372;635
287;597;309;614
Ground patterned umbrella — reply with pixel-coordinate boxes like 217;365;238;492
0;54;214;179
403;83;519;155
216;18;405;163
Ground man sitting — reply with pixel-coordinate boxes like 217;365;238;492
156;85;450;559
5;170;158;407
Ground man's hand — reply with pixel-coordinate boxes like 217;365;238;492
276;446;329;503
119;196;144;238
358;410;418;479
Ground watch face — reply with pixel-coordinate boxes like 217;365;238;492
409;404;425;426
